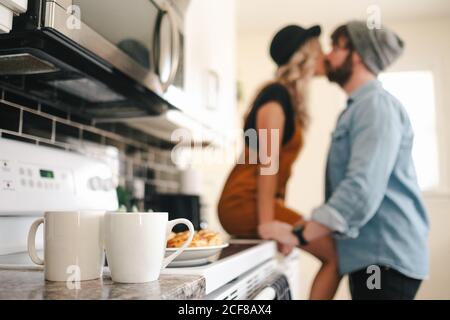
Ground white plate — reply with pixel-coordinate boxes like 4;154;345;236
165;243;229;267
166;258;210;268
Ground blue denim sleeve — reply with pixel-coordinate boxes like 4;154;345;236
312;95;403;238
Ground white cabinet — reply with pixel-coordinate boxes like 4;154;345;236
0;3;13;33
0;0;27;33
0;0;27;13
184;0;238;142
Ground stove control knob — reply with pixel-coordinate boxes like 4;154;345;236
102;178;115;191
88;177;102;191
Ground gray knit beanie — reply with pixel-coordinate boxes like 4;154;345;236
346;20;404;75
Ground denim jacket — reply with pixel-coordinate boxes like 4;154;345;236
312;80;429;279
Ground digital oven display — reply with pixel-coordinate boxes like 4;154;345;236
40;170;55;179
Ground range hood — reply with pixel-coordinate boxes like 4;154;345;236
0;32;169;119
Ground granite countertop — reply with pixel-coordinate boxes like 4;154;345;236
0;268;206;300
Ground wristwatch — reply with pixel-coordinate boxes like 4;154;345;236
292;225;309;246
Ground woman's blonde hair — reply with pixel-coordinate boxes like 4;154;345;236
247;37;322;130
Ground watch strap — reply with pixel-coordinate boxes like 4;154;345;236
292;225;309;246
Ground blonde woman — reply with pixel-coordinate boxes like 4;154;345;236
218;25;341;300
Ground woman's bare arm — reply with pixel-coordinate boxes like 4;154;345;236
255;102;285;227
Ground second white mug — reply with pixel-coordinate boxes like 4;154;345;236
104;211;194;283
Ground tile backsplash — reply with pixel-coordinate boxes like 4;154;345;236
0;88;182;212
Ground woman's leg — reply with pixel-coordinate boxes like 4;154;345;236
301;235;342;300
274;202;341;300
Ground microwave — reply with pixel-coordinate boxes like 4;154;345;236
0;0;189;120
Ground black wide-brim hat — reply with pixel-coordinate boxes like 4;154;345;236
270;25;322;66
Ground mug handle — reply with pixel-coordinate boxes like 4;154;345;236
161;218;194;269
27;218;44;265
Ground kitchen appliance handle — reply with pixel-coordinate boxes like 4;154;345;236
156;3;180;92
162;218;194;269
27;218;44;265
166;5;181;91
253;287;277;300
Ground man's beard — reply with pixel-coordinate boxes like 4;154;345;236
325;52;353;87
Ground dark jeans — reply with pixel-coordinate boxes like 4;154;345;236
349;266;422;300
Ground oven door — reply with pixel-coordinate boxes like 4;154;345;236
45;0;184;102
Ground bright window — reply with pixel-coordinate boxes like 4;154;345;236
379;71;440;191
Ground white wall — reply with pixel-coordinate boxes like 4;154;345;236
184;0;238;234
236;18;450;299
185;0;238;137
389;18;450;300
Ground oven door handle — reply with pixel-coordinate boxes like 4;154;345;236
253;287;277;300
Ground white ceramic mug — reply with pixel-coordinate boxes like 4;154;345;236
104;212;194;283
27;211;105;282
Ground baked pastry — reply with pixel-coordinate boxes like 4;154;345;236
167;230;222;248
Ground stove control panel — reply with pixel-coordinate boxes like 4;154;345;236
0;138;118;215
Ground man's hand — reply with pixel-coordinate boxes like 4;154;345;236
258;221;299;247
277;242;295;256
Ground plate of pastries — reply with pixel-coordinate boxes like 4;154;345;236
166;229;229;267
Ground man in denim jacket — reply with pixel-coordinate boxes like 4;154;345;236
260;21;429;300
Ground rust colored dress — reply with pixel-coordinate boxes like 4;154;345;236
218;83;306;238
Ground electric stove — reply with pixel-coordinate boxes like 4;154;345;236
162;239;278;295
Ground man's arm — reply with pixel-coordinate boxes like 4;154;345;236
258;220;331;247
309;94;403;240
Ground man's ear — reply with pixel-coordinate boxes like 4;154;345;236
352;51;362;65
